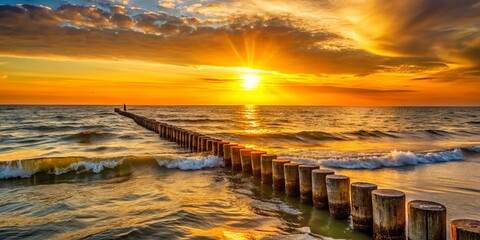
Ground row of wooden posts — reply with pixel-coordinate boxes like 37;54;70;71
115;108;479;240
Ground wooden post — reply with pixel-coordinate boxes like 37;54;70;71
251;151;267;177
217;141;229;157
207;139;214;152
261;154;277;185
326;175;351;219
272;159;290;191
372;189;406;240
312;169;335;209
231;146;245;171
451;219;480;240
223;144;238;167
212;140;222;155
351;182;378;233
408;200;446;240
192;135;199;152
188;133;195;151
299;165;319;204
200;137;211;152
240;148;254;173
284;163;301;197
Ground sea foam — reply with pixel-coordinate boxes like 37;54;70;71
0;158;124;179
156;156;222;170
55;160;123;174
284;149;465;169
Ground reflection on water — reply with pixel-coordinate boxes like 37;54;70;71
1;165;363;239
243;104;261;134
0;105;479;239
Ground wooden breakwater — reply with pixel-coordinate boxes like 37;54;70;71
114;108;480;240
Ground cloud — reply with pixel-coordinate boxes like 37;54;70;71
0;3;472;79
1;75;7;80
158;0;176;9
347;0;480;72
283;84;416;95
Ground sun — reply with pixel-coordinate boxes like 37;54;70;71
241;74;259;90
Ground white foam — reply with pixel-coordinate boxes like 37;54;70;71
283;149;464;169
0;164;33;179
156;155;222;170
55;160;123;174
0;159;124;179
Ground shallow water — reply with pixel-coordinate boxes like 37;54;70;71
0;105;479;239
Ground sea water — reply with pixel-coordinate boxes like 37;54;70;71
0;105;479;239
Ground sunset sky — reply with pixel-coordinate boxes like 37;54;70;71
0;0;479;105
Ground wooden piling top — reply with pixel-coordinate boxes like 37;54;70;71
352;182;377;189
409;200;446;212
285;162;301;166
372;189;405;198
231;146;246;150
312;169;334;174
299;164;319;170
326;174;349;180
240;148;254;152
273;159;290;163
451;219;480;233
251;151;267;155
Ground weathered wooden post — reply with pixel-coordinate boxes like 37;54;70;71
312;169;335;209
284;162;301;197
272;159;290;191
188;133;194;151
240;148;254;173
212;140;222;155
451;219;480;240
231;146;245;171
261;154;277;185
207;139;214;152
326;175;351;219
251;151;267;177
408;200;446;240
217;141;229;157
372;189;406;240
192;135;199;152
200;137;211;152
351;182;378;233
299;165;319;204
223;143;238;167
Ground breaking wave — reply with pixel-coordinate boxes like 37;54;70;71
0;155;224;180
284;149;465;169
156;156;222;170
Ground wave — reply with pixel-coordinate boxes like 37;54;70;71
464;146;480;153
284;149;465;169
220;128;478;143
220;131;346;142
63;130;115;143
423;129;450;136
0;155;223;180
0;157;124;179
347;130;399;139
156;156;222;170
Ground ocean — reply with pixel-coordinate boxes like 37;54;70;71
0;105;479;239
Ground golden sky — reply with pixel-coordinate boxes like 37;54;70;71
0;0;479;105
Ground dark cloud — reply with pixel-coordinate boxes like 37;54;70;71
0;4;457;76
